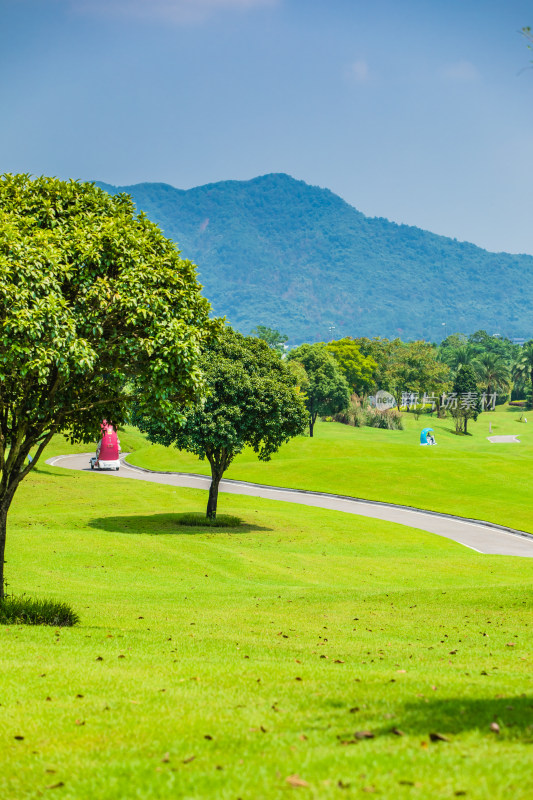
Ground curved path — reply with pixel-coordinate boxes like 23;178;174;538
47;453;533;558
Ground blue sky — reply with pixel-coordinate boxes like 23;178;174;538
2;0;533;254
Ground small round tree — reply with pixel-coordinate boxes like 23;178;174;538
0;174;217;597
287;343;350;437
134;327;308;518
326;337;377;396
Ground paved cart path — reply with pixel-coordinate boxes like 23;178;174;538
47;453;533;558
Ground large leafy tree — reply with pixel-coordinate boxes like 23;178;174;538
0;174;217;597
288;343;350;437
134;328;307;518
384;341;450;409
326;337;377;396
351;336;396;390
513;341;533;408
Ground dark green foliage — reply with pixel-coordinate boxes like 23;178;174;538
134;327;307;517
451;365;481;434
288;343;350;436
0;595;79;626
97;174;533;343
513;340;533;409
175;512;242;528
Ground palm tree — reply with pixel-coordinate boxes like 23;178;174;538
473;352;510;409
442;344;475;374
513;341;533;406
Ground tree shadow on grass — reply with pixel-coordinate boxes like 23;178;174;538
372;695;533;740
88;513;272;536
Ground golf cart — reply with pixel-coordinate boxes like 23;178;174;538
90;420;121;470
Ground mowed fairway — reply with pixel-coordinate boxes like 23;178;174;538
1;434;533;799
128;407;533;534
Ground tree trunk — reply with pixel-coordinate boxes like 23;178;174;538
0;493;15;600
206;468;223;519
0;429;55;599
309;412;317;438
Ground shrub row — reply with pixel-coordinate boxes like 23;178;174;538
332;397;403;430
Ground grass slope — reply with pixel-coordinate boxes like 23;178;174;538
1;436;532;799
128;407;533;534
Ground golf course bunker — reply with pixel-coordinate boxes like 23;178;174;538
487;434;521;444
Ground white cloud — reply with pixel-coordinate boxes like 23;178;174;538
442;60;480;82
69;0;278;24
347;58;370;84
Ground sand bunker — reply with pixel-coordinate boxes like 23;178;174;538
487;435;521;444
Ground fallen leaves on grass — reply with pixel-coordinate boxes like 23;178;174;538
391;728;405;736
355;730;374;740
429;732;449;742
286;774;309;788
161;753;170;763
490;722;500;733
182;755;196;764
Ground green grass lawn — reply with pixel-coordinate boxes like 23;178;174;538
128;407;533;533
1;436;533;799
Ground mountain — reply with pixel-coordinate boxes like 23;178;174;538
96;173;533;343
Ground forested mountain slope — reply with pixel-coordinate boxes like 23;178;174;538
96;173;533;342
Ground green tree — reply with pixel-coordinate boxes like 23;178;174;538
288;343;350;437
134;328;307;518
384;341;451;409
440;343;476;374
473;352;510;406
0;174;217;597
513;341;533;408
467;329;518;363
326;337;377;395
450;364;480;434
351;337;396;391
250;325;288;354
